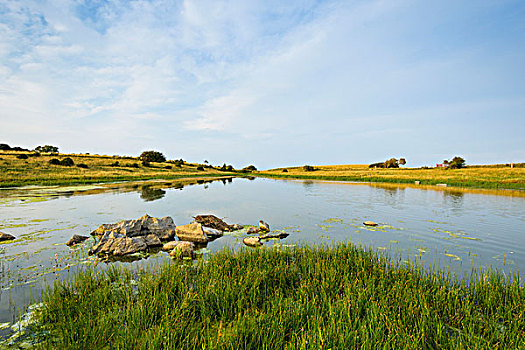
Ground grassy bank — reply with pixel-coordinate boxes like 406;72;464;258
34;244;524;349
0;151;234;187
258;164;525;191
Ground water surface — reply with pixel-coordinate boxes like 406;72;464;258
1;177;524;337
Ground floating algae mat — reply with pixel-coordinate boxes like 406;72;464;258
0;177;524;343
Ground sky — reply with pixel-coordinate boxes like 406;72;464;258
0;0;524;169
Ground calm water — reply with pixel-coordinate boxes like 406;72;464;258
0;177;524;333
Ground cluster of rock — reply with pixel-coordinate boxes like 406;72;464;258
85;214;255;259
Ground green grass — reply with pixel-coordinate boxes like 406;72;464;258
34;244;525;349
0;151;235;188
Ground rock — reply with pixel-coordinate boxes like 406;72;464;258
202;226;223;239
363;221;378;226
66;234;89;246
231;224;243;231
0;232;16;242
162;241;179;251
246;226;260;234
90;214;176;240
259;220;270;232
243;237;262;247
168;241;195;258
175;223;208;243
89;232;162;257
260;232;289;240
193;215;233;231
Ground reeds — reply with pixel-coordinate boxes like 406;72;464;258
35;244;525;349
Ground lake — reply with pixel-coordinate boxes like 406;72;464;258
1;177;524;337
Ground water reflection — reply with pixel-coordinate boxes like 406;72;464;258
140;186;166;202
443;190;464;208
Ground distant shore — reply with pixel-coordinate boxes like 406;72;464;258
257;164;525;192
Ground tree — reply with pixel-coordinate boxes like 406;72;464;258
399;158;406;166
448;156;465;169
35;145;59;153
139;151;166;163
384;158;399;168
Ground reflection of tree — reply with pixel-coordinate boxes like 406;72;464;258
303;180;314;190
443;190;464;208
140;186;166;202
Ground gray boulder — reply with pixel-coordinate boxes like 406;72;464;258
89;233;162;257
202;226;223;239
91;214;176;240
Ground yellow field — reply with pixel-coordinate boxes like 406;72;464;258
260;164;525;191
0;151;229;187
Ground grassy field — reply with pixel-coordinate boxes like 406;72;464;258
33;244;524;349
258;164;525;191
0;151;233;187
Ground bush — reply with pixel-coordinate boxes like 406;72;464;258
369;162;385;168
31;152;41;157
164;165;172;169
16;154;28;159
35;145;59;153
282;169;288;172
448;157;466;169
196;166;204;171
242;165;257;172
49;158;60;165
139;151;166;163
384;158;399;168
303;165;315;172
77;163;88;169
130;163;139;168
110;161;120;167
59;158;75;166
142;161;150;167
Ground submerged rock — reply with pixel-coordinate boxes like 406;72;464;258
175;223;208;243
243;237;262;247
66;234;90;246
259;220;270;232
259;232;289;240
168;241;195;258
231;223;244;231
363;221;378;227
91;214;176;240
193;214;233;231
0;232;16;242
246;226;260;234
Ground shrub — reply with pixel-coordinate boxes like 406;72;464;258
196;166;204;171
130;163;139;168
303;165;315;172
448;156;466;169
49;158;60;165
35;145;59;153
31;152;41;157
59;158;75;166
369;162;385;168
142;161;150;167
110;161;120;167
164;165;172;169
139;151;166;163
384;158;399;168
16;154;28;159
242;165;257;172
282;169;288;172
0;144;10;151
77;163;88;169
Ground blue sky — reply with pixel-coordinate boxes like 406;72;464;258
1;0;524;168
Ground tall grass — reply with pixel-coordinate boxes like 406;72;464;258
35;244;525;349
